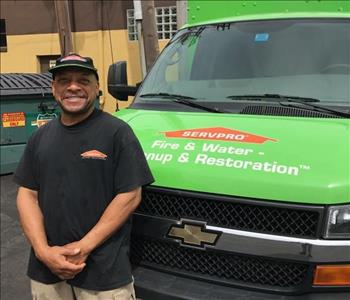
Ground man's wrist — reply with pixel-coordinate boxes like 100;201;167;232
79;236;97;254
34;244;50;262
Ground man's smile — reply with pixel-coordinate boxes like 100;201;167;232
63;95;87;102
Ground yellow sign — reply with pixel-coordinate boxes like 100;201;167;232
2;112;26;128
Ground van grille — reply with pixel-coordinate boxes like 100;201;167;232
240;105;341;118
137;188;322;238
131;236;310;291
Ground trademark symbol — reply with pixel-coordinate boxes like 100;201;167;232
299;165;311;171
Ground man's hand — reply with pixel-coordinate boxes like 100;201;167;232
37;245;86;280
64;241;90;265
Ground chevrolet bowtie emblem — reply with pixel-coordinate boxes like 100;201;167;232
167;222;221;248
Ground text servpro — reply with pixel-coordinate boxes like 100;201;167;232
182;130;245;141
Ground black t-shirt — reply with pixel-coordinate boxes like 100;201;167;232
14;109;154;290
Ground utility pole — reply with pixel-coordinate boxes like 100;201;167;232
54;0;73;56
141;0;159;73
176;0;188;29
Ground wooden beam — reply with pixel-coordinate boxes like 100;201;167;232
54;0;73;56
141;0;159;72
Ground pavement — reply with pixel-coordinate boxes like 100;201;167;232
1;173;31;300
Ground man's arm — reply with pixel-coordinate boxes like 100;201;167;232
65;187;142;264
16;186;86;279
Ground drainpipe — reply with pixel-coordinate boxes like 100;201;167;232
177;0;188;29
133;0;147;78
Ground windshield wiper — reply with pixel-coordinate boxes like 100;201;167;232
169;26;206;45
227;94;320;102
139;93;224;113
140;92;197;100
226;93;350;118
279;101;350;118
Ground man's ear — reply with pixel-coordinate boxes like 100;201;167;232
51;81;58;100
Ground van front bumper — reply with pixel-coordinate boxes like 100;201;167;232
133;266;350;300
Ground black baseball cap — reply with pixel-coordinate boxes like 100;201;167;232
49;53;99;80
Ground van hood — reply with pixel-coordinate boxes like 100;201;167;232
115;109;350;205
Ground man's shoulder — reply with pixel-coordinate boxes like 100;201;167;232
30;118;59;138
24;118;59;151
98;110;129;129
96;111;137;142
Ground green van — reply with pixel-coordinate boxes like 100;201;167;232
108;1;350;299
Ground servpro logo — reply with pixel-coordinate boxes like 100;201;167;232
163;127;277;144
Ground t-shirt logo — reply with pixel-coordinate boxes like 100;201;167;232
81;150;107;160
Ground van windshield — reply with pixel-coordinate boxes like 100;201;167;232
134;18;350;110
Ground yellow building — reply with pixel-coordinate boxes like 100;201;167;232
0;0;176;113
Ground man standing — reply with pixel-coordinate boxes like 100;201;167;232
14;53;154;299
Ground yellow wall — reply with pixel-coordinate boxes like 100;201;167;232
0;30;169;113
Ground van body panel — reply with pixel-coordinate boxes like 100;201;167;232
115;109;349;205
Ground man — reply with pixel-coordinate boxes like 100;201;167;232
14;53;154;300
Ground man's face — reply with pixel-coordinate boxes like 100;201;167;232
52;68;99;116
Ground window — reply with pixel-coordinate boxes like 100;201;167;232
127;6;177;41
156;6;177;40
38;55;61;73
0;19;7;52
127;9;137;41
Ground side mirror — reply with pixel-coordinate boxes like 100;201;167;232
107;61;138;101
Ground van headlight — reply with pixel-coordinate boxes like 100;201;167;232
324;205;350;239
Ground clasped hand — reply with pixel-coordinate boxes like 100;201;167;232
38;241;90;280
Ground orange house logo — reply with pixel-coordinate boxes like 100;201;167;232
81;150;107;160
162;127;277;144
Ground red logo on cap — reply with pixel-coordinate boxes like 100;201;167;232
61;55;87;62
162;127;277;144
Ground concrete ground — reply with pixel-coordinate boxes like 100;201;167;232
1;174;31;300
